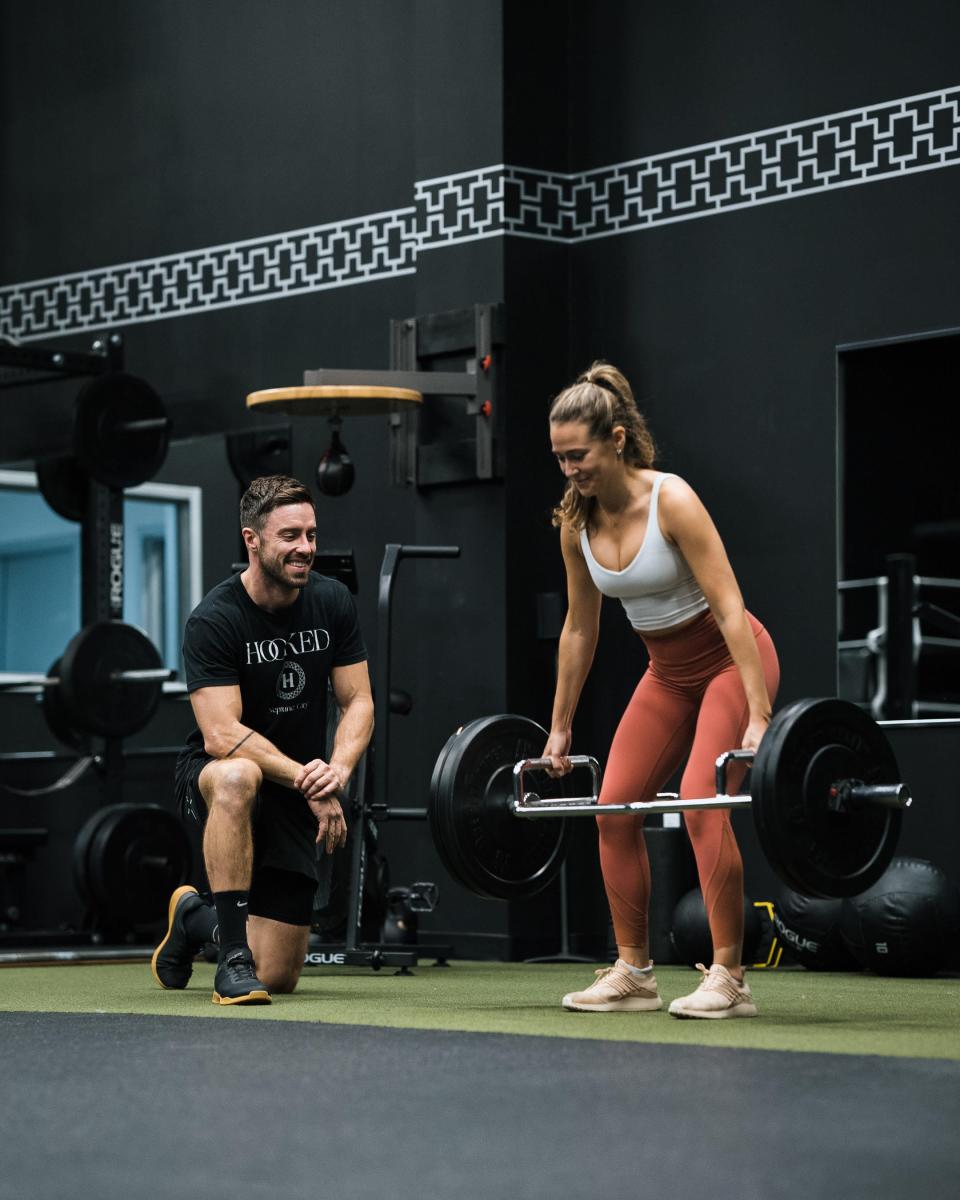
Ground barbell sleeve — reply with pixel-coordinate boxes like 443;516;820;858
369;805;430;820
120;417;173;433
830;780;913;810
3;667;174;690
108;668;176;682
0;675;58;691
850;782;912;808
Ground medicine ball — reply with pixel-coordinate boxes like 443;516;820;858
773;889;856;970
839;857;960;976
670;887;761;969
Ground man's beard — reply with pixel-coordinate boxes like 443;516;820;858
257;547;309;591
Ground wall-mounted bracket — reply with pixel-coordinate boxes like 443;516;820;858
300;301;503;487
0;333;122;390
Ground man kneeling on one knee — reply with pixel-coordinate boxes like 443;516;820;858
153;475;373;1005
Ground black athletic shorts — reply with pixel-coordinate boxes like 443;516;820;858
174;750;318;927
247;866;317;927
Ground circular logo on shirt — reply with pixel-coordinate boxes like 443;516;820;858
276;660;306;701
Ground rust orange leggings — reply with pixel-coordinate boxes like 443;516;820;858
597;609;779;959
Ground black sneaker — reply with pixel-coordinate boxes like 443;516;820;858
212;949;272;1006
151;885;207;990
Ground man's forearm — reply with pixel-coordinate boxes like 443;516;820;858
205;723;303;789
329;695;375;781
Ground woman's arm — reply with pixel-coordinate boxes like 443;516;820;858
659;477;773;751
545;523;603;770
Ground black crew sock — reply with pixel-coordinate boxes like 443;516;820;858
183;897;219;948
213;890;250;958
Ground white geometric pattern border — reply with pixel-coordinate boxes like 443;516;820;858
0;208;418;344
494;84;960;241
2;86;957;342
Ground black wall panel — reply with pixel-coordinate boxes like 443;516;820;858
567;0;960;169
0;0;416;278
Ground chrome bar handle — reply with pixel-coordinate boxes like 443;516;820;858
513;755;602;809
715;748;755;797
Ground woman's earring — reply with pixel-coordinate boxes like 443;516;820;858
616;447;623;458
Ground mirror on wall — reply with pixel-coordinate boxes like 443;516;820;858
837;331;960;719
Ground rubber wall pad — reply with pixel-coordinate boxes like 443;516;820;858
1;1011;958;1200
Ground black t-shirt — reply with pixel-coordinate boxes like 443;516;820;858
180;571;366;878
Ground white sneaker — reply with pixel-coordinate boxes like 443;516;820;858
668;963;758;1019
561;960;662;1012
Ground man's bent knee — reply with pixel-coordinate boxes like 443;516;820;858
254;946;306;994
258;966;302;994
247;911;309;995
200;759;262;813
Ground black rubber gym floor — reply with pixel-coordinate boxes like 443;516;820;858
1;1011;956;1200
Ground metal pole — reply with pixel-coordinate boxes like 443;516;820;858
884;553;917;719
373;544;402;814
342;753;368;952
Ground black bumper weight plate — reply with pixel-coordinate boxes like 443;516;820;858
35;454;89;522
77;804;192;926
428;714;569;901
60;621;164;739
74;372;170;489
73;806;109;910
751;698;902;899
41;657;90;752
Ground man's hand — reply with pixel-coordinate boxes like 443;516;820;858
305;794;348;854
296;758;350;853
295;757;348;801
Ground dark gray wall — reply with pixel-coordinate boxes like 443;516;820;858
565;0;960;702
2;1;959;952
554;1;960;931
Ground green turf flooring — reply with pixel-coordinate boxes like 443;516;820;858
1;960;958;1059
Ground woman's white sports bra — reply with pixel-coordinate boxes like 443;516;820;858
579;473;710;632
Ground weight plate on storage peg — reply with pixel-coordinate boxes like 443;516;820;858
751;698;903;899
35;454;89;522
72;806;109;909
41;657;90;752
74;372;170;489
428;714;570;901
60;622;165;739
78;804;192;926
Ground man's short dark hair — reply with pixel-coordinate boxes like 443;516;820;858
240;476;316;534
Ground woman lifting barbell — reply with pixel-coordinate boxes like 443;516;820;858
544;362;780;1018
